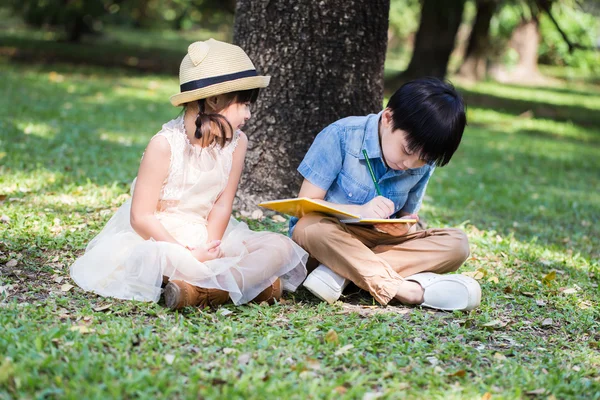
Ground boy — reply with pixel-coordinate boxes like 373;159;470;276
290;78;481;311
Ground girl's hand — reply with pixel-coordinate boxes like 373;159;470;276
373;214;419;237
189;240;223;262
359;196;395;219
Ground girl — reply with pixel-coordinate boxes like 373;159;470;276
70;39;308;309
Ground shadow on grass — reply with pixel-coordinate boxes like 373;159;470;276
460;88;600;129
499;83;600;98
1;66;182;194
515;128;600;146
0;36;182;75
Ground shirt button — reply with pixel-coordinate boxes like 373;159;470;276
349;193;353;197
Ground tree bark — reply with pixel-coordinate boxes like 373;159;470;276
233;0;390;211
490;14;545;84
396;0;466;81
457;0;498;81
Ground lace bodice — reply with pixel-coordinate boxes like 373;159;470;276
149;116;240;201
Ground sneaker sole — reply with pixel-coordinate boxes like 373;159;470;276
303;273;342;304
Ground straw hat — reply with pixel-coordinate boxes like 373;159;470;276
170;39;270;107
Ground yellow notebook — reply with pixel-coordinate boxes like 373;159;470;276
258;198;417;225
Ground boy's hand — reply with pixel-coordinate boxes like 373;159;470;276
359;196;395;219
189;240;223;262
373;214;419;236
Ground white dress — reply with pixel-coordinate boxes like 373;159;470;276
70;116;308;305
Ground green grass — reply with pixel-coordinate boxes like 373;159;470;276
1;52;599;399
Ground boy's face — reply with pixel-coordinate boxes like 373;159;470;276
379;109;427;170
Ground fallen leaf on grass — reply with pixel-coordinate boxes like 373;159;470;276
526;388;547;396
493;352;507;361
481;392;492;400
60;284;74;292
250;210;264;220
0;358;15;385
5;260;17;268
448;369;466;378
334;386;348;395
237;353;251;365
334;344;354;356
426;356;439;366
536;300;546;306
541;318;553;327
222;348;236;354
93;304;112;312
70;325;94;334
363;391;384;400
325;329;339;344
487;276;499;284
481;320;507;329
462;269;485;280
561;287;578;294
271;215;286;223
307;358;321;371
578;301;592;309
217;308;233;317
542;271;556;284
0;215;9;224
164;354;175;365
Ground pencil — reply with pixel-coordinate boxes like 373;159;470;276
362;149;382;196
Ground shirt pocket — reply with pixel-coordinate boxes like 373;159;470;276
387;191;409;214
338;171;371;204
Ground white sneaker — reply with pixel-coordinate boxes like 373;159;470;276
405;272;481;311
302;264;350;304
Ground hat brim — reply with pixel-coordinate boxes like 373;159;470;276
170;76;271;106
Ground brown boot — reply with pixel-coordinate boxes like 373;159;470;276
164;280;229;310
251;278;283;305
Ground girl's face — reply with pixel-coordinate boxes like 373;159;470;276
220;101;252;131
379;108;427;170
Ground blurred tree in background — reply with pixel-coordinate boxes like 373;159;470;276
398;0;467;79
5;0;123;42
457;0;500;80
1;0;598;206
5;0;235;42
4;0;597;77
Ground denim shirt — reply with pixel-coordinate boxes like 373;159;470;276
289;112;434;235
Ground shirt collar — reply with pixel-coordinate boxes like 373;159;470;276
358;111;384;160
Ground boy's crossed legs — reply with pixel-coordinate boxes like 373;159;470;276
292;213;473;307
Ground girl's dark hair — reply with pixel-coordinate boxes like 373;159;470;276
386;77;466;166
188;88;260;148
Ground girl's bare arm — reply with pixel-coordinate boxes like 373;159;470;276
206;132;249;242
130;136;180;244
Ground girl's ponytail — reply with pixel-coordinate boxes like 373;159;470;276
194;99;233;148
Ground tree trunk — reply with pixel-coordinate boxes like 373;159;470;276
66;15;86;43
510;17;541;78
396;0;466;81
457;0;498;81
233;0;390;211
489;15;545;84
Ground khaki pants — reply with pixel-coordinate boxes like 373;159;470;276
292;213;470;305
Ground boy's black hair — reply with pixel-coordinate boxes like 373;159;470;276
386;77;466;167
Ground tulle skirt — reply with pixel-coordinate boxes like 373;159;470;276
70;200;308;305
